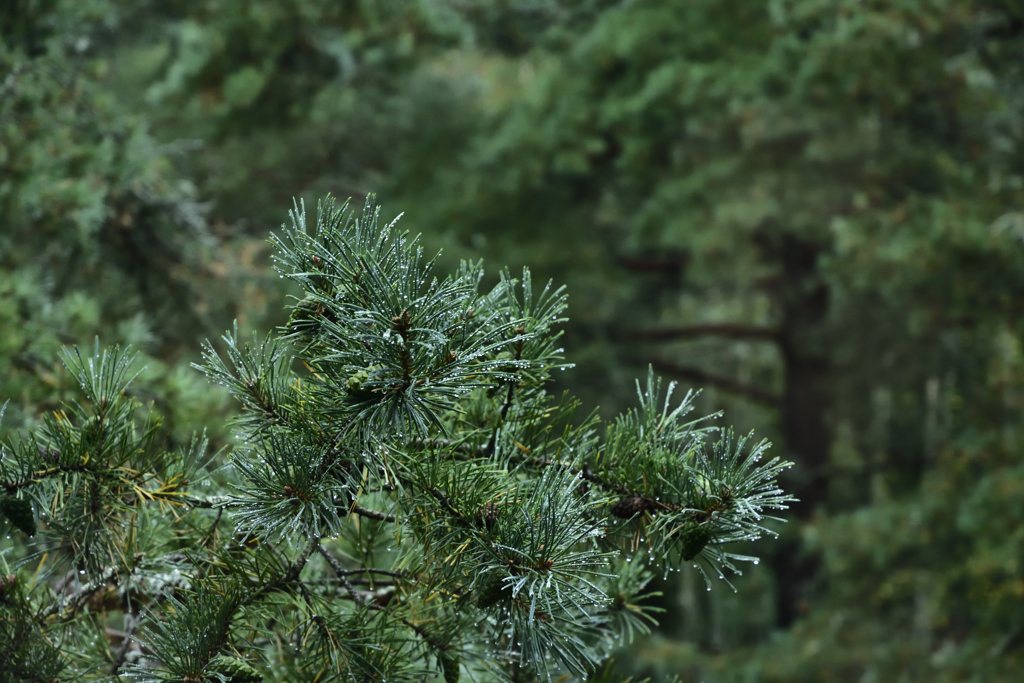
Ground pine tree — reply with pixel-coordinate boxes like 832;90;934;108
0;0;243;447
0;196;792;682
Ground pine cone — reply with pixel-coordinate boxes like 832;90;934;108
475;502;498;531
679;521;713;561
285;296;328;337
344;366;381;401
344;369;370;395
610;495;651;519
0;495;36;537
439;651;460;683
208;655;263;683
475;573;507;609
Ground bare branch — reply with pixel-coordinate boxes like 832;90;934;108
110;612;141;675
486;382;516;457
287;536;320;582
39;564;123;621
616;253;688;273
624;324;781;343
318;545;365;606
648;358;782;407
351;504;396;523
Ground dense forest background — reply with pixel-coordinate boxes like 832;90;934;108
3;0;1024;680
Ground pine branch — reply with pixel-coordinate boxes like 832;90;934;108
109;581;180;677
316;545;350;585
616;253;688;273
351;504;396;522
40;563;122;621
316;546;405;580
334;578;397;587
286;536;320;582
181;495;230;508
1;195;792;682
318;545;443;650
623;324;781;343
346;568;406;579
414;437;491;457
110;613;141;675
316;545;383;611
2;461;114;493
294;576;336;652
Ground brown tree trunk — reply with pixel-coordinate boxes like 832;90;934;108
774;234;832;628
779;234;832;516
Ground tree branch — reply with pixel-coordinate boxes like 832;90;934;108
318;548;444;651
414;438;490;457
648;358;782;407
109;584;178;679
623;324;781;343
616;253;688;273
287;536;320;582
351;504;396;523
109;613;139;675
40;564;122;620
181;494;232;509
317;544;367;610
486;382;516;457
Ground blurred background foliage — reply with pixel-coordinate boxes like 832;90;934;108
3;0;1024;680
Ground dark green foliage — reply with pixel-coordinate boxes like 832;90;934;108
142;586;249;683
0;572;65;683
122;0;481;225
362;1;1024;679
0;0;242;452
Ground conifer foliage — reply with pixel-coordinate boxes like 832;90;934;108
0;197;792;682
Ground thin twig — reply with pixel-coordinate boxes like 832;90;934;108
287;536;320;581
294;577;335;646
351;504;396;523
315;549;406;580
110;612;140;675
111;584;178;674
318;545;366;606
344;567;405;579
624;324;781;343
317;544;348;579
648;358;782;406
413;438;490;456
40;564;121;620
485;382;516;456
181;495;231;509
203;507;224;548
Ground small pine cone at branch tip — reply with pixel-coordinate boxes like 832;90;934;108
679;521;714;561
610;495;653;519
0;495;36;537
475;573;507;609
